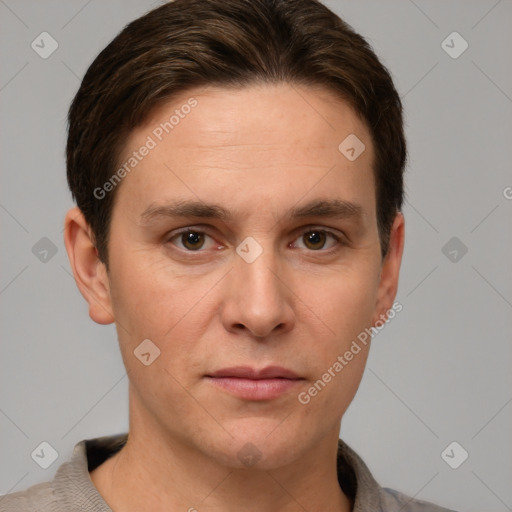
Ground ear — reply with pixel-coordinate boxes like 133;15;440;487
63;206;115;325
372;212;405;325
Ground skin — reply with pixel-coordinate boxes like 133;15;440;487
64;82;404;512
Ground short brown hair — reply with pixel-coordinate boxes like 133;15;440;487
66;0;406;268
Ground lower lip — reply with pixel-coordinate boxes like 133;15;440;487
205;377;303;400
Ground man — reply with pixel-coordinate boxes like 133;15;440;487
2;0;457;510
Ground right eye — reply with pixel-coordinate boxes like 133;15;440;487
166;229;218;252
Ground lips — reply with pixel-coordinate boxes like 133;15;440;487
206;365;301;380
205;366;304;401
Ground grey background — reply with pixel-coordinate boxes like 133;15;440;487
1;1;511;510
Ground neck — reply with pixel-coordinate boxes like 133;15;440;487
90;402;352;512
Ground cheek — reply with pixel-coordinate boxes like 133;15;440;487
291;261;378;402
108;258;206;409
296;335;370;429
306;261;380;340
108;251;225;385
106;254;193;364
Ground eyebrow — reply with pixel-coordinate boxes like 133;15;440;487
138;198;365;225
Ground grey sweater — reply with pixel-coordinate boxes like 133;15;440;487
0;433;457;511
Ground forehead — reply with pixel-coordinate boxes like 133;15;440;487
139;83;370;152
113;83;375;222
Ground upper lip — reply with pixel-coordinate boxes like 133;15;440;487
207;366;302;380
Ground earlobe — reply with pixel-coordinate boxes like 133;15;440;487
372;212;405;326
63;206;115;325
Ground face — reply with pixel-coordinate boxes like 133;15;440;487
66;83;404;470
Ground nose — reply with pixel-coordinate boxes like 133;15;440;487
220;244;295;339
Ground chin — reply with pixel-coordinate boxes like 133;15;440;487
202;424;306;470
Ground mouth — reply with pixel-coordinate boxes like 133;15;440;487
204;365;305;401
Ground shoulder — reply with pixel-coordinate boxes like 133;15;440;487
0;481;58;511
337;438;459;512
0;434;125;512
379;486;459;512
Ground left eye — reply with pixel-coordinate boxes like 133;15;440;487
291;230;341;251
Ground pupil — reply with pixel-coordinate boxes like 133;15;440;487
306;231;325;249
184;232;203;250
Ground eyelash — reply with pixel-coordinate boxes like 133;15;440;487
165;226;345;254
